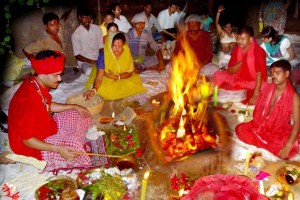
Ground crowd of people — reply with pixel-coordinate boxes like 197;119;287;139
1;0;300;169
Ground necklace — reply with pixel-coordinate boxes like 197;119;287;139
29;77;51;116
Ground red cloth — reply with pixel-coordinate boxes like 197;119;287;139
30;51;65;74
181;174;268;200
8;77;57;159
8;76;93;170
173;30;213;67
236;81;299;158
213;40;267;91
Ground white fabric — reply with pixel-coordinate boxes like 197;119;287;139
220;33;236;44
114;15;132;33
157;9;179;29
71;24;103;65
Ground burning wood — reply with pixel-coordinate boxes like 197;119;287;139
159;35;218;162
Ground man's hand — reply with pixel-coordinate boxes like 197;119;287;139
56;145;77;161
278;143;293;159
74;105;91;118
248;93;259;105
0;151;16;164
227;61;242;74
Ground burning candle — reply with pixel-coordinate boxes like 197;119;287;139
112;112;115;119
140;171;150;200
176;115;186;138
213;86;218;107
244;151;251;175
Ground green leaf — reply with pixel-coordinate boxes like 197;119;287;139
4;36;11;42
5;12;12;20
9;0;17;3
18;0;25;5
4;5;10;12
0;48;5;55
43;0;50;3
26;0;34;6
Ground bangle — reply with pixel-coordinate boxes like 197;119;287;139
117;74;120;81
91;88;97;94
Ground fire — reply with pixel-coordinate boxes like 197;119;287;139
159;35;218;161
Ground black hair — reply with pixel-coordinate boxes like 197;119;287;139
237;26;254;37
112;32;126;44
107;22;119;31
35;50;62;60
261;25;282;45
109;2;120;11
169;0;179;7
104;10;115;18
42;12;59;25
144;0;153;7
270;60;291;73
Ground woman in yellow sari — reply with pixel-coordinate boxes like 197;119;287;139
84;32;146;100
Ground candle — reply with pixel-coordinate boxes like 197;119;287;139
140;171;150;200
259;180;264;195
244;152;251;175
112;112;115;119
213;86;218;107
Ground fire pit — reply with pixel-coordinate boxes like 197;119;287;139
157;37;219;162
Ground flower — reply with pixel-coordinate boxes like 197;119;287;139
170;173;196;191
135;148;143;157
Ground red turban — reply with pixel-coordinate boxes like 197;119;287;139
31;51;65;75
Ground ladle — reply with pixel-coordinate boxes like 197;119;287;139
72;152;136;170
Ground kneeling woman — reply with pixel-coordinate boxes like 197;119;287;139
84;32;146;100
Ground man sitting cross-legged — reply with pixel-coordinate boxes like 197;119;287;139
236;60;300;159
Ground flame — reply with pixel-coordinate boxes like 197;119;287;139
159;34;218;162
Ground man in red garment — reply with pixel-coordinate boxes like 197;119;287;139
8;50;93;171
173;14;213;68
236;60;300;159
213;26;268;104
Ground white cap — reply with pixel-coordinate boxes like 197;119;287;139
131;13;147;23
185;14;201;23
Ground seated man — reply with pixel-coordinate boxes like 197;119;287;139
236;60;300;159
71;7;103;75
138;1;176;41
128;13;164;73
8;50;93;171
213;26;268;105
173;14;214;75
157;0;179;41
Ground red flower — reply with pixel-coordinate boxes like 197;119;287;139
135;148;143;157
126;134;133;140
127;141;136;147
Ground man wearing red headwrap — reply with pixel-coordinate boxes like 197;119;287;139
8;50;93;171
236;60;300;159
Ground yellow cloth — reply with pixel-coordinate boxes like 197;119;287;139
86;32;146;100
100;23;107;37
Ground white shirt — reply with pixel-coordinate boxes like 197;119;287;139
114;15;132;33
157;8;179;29
71;24;103;64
